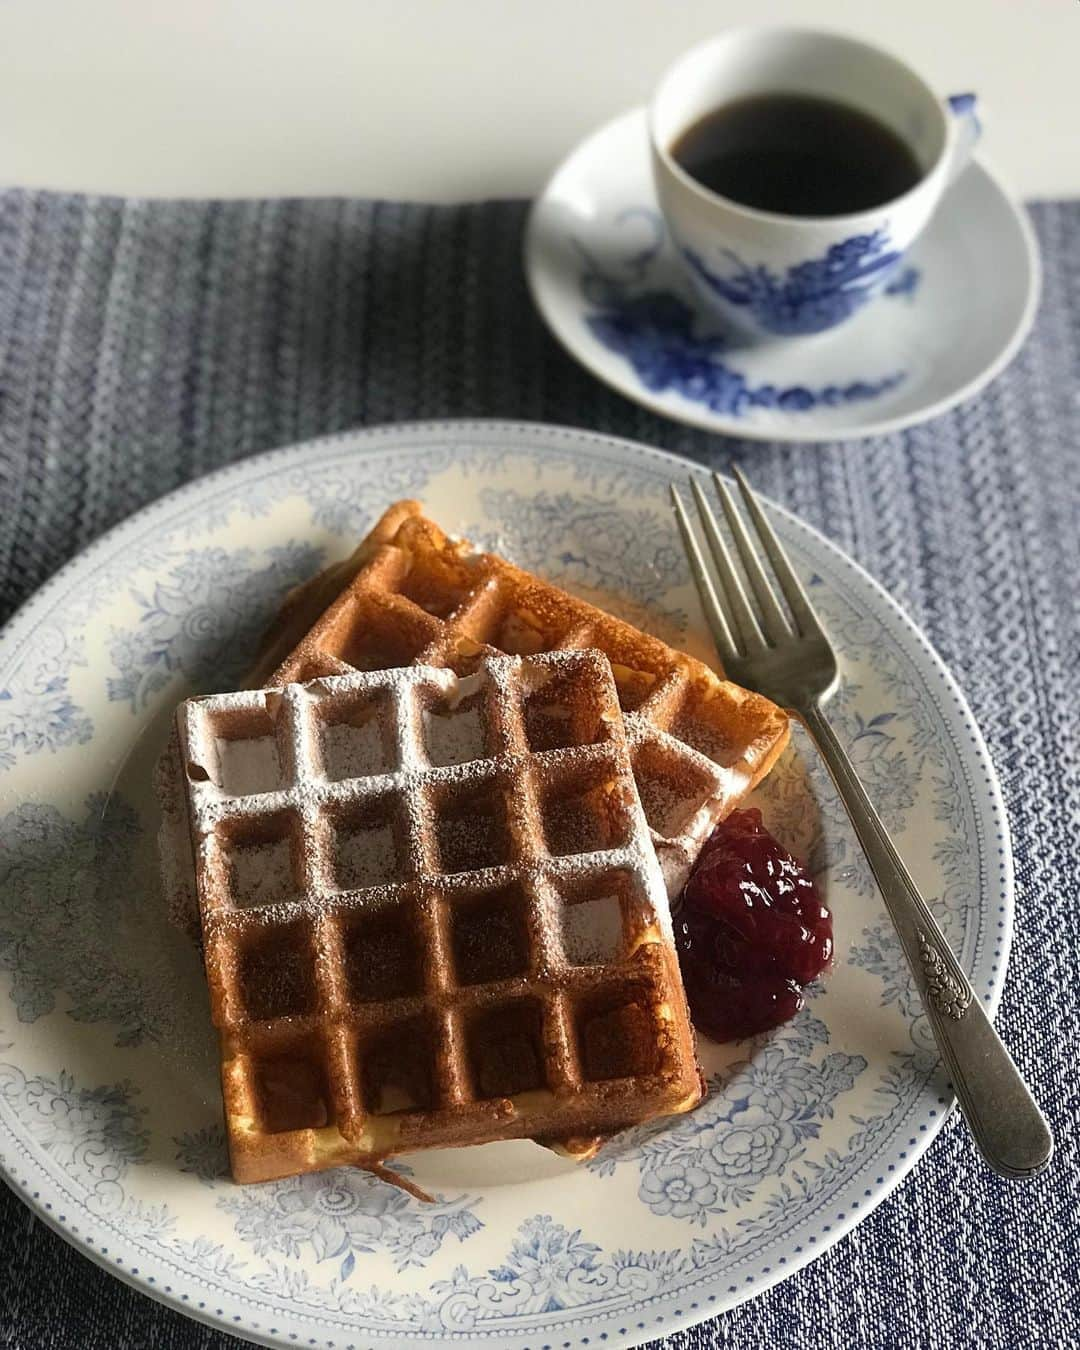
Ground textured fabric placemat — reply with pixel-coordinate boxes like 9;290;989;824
0;191;1077;1350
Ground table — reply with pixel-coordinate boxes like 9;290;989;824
1;5;1077;1348
0;0;1075;201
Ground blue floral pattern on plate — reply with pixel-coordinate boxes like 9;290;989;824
107;542;324;710
591;1015;866;1224
0;1065;149;1207
0;625;93;770
0;795;153;1044
218;1167;482;1278
0;424;1009;1348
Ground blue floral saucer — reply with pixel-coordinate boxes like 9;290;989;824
525;110;1039;441
0;422;1012;1347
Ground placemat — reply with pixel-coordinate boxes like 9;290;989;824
0;191;1076;1350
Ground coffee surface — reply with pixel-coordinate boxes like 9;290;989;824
670;93;923;216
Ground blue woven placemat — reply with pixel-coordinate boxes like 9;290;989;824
0;191;1077;1349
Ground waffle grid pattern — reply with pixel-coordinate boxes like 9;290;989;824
253;502;791;894
178;651;701;1182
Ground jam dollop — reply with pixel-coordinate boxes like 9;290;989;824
675;807;833;1042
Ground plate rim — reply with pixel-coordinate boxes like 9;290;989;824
524;107;1042;443
0;418;1015;1348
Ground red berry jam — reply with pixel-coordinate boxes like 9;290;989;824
675;808;833;1042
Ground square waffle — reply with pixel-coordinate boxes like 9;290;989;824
176;650;703;1185
249;500;790;896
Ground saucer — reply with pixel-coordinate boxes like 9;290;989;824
525;109;1040;442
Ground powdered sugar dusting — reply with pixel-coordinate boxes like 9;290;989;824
322;718;387;780
639;776;696;837
216;736;283;796
561;893;624;965
424;702;485;766
335;821;400;889
228;838;295;908
524;700;576;752
436;795;508;873
179;656;681;929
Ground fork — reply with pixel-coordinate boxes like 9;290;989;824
672;468;1052;1180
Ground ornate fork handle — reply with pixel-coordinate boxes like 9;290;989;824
802;702;1052;1180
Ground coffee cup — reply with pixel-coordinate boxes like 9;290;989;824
649;28;979;339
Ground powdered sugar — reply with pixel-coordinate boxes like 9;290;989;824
179;656;674;924
216;736;283;796
638;775;696;837
524;699;576;752
228;838;295;909
321;717;387;780
436;790;508;873
335;820;400;889
423;701;485;766
560;892;624;965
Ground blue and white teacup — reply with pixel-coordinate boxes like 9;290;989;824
649;28;979;340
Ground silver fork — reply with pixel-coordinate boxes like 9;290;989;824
672;468;1052;1180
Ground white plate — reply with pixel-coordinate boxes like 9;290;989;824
525;109;1040;442
0;421;1012;1348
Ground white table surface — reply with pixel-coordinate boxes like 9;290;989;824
1;0;1073;201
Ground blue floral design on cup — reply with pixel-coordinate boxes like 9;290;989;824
680;229;903;336
581;263;903;418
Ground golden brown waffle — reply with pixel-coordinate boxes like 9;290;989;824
249;500;790;896
176;650;703;1185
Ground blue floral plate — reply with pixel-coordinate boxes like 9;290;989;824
0;422;1012;1348
525;110;1039;441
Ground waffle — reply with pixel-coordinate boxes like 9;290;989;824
176;650;703;1185
249;500;790;896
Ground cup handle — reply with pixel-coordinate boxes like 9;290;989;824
944;92;981;184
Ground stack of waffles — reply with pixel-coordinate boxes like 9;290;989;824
160;501;789;1188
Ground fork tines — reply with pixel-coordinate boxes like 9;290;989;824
671;468;826;666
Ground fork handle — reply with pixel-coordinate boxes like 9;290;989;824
801;701;1052;1179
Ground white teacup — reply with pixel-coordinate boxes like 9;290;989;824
649;28;979;340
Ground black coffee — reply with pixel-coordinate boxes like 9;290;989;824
671;93;922;217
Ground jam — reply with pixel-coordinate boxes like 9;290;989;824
675;808;833;1042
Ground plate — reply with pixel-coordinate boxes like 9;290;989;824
525;109;1040;441
0;420;1012;1347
